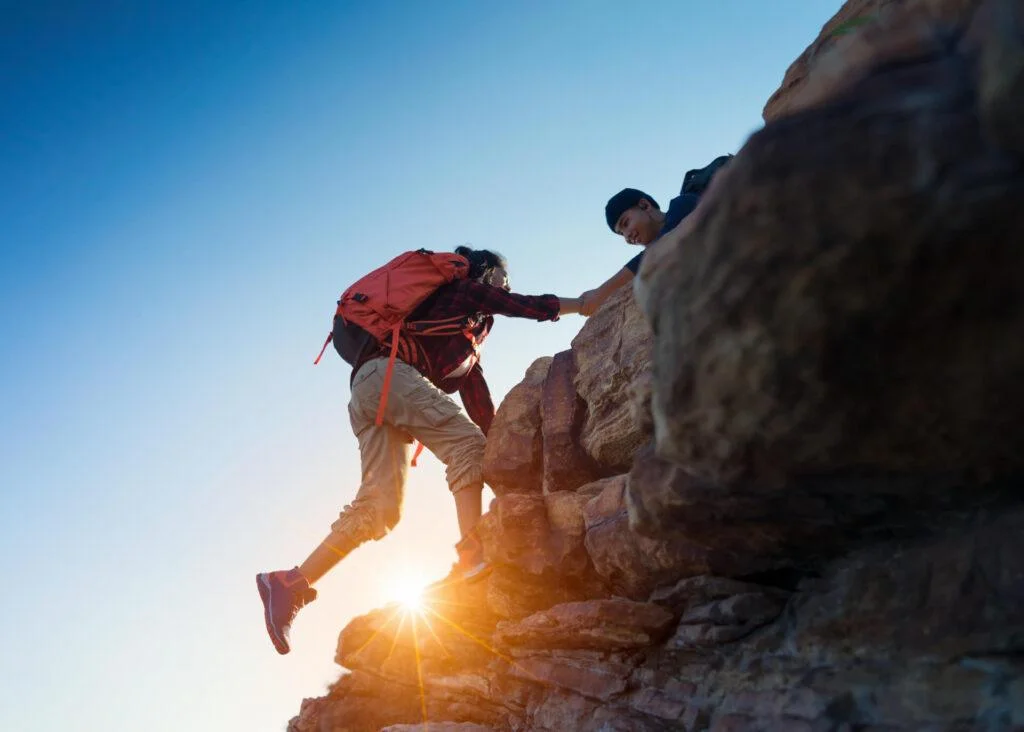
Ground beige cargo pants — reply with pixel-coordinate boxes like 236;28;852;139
326;357;486;553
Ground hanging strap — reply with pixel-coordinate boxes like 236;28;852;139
411;440;426;467
313;332;333;365
375;323;402;426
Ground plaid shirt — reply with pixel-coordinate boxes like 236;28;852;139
355;279;561;435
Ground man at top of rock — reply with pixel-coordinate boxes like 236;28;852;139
256;246;584;655
579;155;732;316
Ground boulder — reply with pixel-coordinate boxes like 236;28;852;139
509;653;633;702
762;0;986;123
478;493;550;575
484;564;589;621
583;475;716;598
540;349;602;493
482;357;551;495
494;599;675;652
543;489;595;578
637;0;1024;488
571;286;653;472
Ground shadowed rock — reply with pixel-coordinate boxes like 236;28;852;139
571;286;653;471
637;0;1024;487
540;349;603;493
482;357;551;495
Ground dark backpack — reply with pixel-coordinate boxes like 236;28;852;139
681;154;733;196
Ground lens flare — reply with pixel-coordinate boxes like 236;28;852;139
389;574;427;613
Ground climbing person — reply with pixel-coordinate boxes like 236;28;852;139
256;245;583;654
579;154;733;316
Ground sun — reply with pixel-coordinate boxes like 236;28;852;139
389;573;427;613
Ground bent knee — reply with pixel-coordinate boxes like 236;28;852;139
330;499;399;546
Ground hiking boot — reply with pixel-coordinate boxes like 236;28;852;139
256;567;317;655
454;531;491;584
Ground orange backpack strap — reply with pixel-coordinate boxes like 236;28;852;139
313;332;333;365
374;323;402;426
410;440;426;467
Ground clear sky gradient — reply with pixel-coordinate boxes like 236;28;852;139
1;2;838;730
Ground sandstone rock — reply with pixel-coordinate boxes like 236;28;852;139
476;493;602;619
528;691;601;731
627;367;655;438
667;622;764;650
625;442;1023;578
510;653;633;701
788;507;1024;663
482;357;551;495
637;8;1024;487
582;474;629;526
651;575;790;615
382;724;495;732
485;566;586;620
484;492;551;575
665;590;788;650
336;599;498;678
585;706;683;732
494;599;674;652
572;286;653;471
583;474;715;598
763;0;986;123
289;671;422;732
974;0;1024;153
627;669;698;722
528;688;686;732
545;489;588;538
543;489;592;577
540;349;602;493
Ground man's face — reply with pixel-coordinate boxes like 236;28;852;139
615;199;661;245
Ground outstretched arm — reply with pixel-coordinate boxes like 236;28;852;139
579;267;635;316
454;280;570;321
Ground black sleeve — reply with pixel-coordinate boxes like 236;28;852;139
624;251;644;275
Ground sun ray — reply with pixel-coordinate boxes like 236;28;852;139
416;608;454;660
347;605;404;659
382;610;408;666
421;605;548;684
410;611;429;726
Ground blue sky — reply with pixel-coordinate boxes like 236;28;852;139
0;2;838;730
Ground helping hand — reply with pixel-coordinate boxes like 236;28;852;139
579;289;600;317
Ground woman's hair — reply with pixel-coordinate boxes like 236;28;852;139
455;245;508;281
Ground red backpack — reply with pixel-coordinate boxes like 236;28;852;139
314;249;473;428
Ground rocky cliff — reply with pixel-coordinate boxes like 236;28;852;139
289;0;1024;729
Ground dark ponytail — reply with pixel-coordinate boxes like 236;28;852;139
455;245;508;280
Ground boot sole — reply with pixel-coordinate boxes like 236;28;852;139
256;574;291;655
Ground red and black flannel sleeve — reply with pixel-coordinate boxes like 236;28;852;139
458;361;495;435
448;280;561;321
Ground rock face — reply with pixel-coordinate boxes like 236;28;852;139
289;1;1024;730
482;357;551;495
638;0;1024;487
571;285;653;472
539;350;602;494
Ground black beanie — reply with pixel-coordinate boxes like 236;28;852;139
605;188;659;232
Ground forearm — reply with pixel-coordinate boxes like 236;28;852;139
581;267;635;315
596;267;635;301
558;296;584;315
